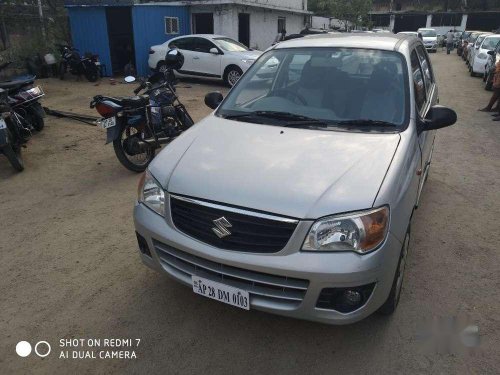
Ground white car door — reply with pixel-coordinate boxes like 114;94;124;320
168;37;197;74
191;37;222;78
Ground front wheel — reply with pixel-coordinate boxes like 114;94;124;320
29;104;45;131
378;228;410;315
112;126;156;172
224;66;243;87
85;66;99;82
2;143;24;172
485;71;493;91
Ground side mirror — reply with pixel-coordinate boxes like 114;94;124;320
487;50;495;55
422;105;457;131
209;47;219;55
205;92;224;110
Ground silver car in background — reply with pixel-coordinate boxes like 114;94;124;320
134;34;457;324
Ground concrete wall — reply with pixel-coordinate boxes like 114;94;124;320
191;5;306;50
312;16;330;30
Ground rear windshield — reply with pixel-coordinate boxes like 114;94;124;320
420;30;437;37
217;47;409;130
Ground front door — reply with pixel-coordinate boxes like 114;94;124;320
192;37;222;77
238;13;250;47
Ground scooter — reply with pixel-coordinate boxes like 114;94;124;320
0;62;45;131
0;88;31;172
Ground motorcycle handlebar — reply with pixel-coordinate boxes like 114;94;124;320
133;82;147;95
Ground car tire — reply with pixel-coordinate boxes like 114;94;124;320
224;65;243;87
378;228;410;315
485;74;493;91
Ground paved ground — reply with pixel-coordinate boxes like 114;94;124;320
1;51;499;374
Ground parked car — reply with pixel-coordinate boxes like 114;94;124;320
467;33;492;70
470;34;500;77
484;40;500;90
397;31;422;39
418;28;438;52
134;33;457;324
457;31;476;56
463;32;483;61
148;34;262;87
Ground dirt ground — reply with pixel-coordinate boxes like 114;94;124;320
1;52;499;374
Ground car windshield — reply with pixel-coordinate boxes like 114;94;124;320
217;47;409;130
482;36;500;50
420;30;436;37
214;38;250;52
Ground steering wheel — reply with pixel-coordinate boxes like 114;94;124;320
271;89;307;106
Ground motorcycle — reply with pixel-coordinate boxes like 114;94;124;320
57;44;100;82
0;61;45;131
0;88;32;171
90;49;194;172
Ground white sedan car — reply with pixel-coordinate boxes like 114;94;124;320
471;34;500;77
148;34;262;86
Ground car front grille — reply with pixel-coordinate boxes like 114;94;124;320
154;241;309;307
170;195;298;253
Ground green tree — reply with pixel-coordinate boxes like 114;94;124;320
309;0;373;29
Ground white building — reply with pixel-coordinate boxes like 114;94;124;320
183;0;312;50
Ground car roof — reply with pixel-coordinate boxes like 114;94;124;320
272;33;410;52
172;34;227;39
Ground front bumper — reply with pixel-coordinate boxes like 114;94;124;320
134;202;403;325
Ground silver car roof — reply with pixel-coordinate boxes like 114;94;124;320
272;33;410;52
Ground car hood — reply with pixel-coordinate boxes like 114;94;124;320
149;116;400;219
422;36;437;42
229;50;262;60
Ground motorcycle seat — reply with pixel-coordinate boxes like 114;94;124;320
0;76;36;91
104;95;149;108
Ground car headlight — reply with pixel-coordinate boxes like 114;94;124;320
241;59;255;64
138;170;165;216
302;206;389;254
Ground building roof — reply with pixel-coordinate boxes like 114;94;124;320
273;33;409;51
140;0;312;14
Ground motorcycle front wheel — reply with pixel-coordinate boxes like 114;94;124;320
2;141;24;172
85;66;99;82
112;125;155;172
28;103;45;131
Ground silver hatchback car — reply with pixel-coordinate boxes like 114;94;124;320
134;34;457;324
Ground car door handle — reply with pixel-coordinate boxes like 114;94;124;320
193;57;200;60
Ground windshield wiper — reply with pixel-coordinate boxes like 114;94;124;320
223;111;328;127
334;119;398;127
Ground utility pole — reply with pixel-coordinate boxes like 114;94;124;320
37;0;47;40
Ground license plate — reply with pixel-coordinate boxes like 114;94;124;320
98;116;116;129
192;276;250;310
0;118;6;129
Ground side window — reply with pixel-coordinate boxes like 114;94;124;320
194;38;217;53
410;50;426;113
169;37;196;51
416;45;434;96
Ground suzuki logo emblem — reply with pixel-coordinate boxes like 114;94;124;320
212;217;232;238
